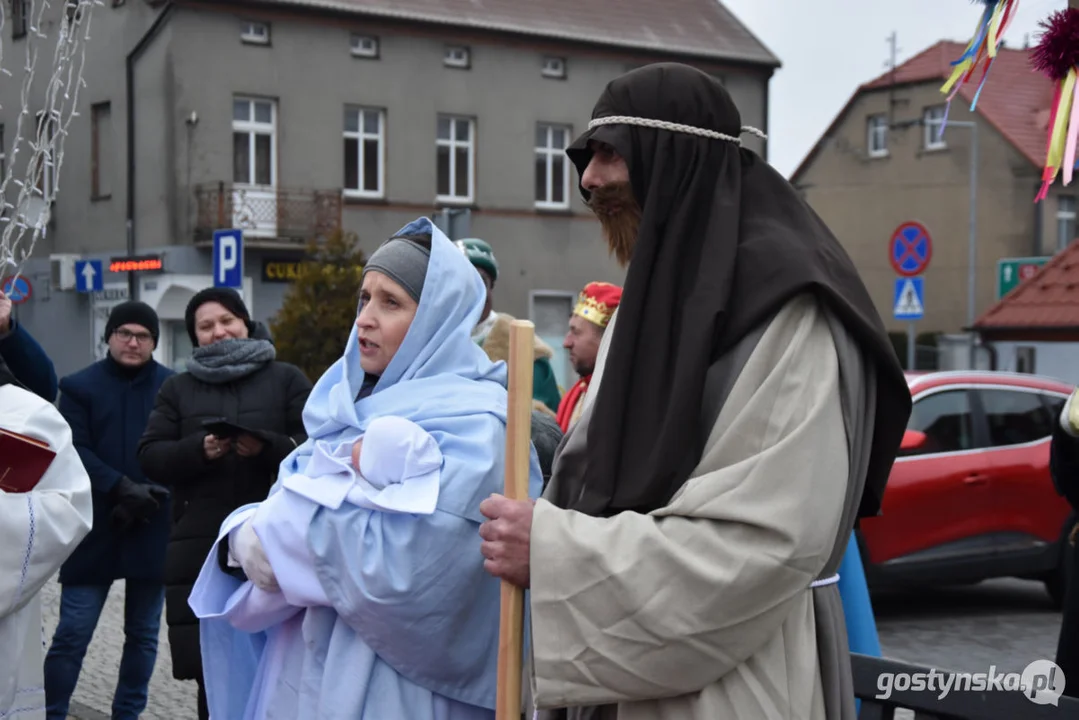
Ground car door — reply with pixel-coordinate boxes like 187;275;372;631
974;387;1071;552
859;387;996;566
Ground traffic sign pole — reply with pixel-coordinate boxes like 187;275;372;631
890;223;931;371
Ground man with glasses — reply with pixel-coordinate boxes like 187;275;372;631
44;301;174;720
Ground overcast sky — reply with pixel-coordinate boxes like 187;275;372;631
720;0;1067;178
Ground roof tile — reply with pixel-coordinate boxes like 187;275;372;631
974;241;1079;329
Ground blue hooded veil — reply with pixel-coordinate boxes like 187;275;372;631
190;216;543;719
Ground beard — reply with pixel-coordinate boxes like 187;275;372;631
587;182;641;267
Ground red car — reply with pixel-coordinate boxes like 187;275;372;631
858;370;1076;606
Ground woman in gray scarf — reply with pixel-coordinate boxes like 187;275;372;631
137;287;312;720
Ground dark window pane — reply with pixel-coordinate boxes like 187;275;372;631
344;109;359;134
551;156;565;203
254;101;272;124
233;100;249;122
980;389;1055;447
454;147;469;197
363;111;380;135
363;139;379;192
437;117;451;140
553;127;567;149
535;155;547;202
254;134;272;185
437;146;450;195
344;137;359;190
455;119;469;142
535;125;547;148
233;132;250;183
905;390;973;456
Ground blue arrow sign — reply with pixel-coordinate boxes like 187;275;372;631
894;277;925;321
74;259;103;293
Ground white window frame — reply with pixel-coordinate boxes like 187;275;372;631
343;106;385;199
866;114;888;158
1058;195;1076;251
232;97;277;189
541;56;566;79
444;45;470;69
924;106;947;150
535;123;571;210
240;20;270;45
436;115;474;204
350;34;379;58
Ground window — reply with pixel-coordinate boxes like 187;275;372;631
350;34;378;58
91;102;112;199
240;20;269;45
1015;346;1036;374
535;123;570;209
905;390;974;456
232;97;275;187
867;114;888;158
11;0;27;38
168;320;193;372
541;56;566;79
978;389;1055;448
343;106;384;198
1058;196;1076;251
444;46;470;69
924;106;947;150
33;111;56;199
436;115;473;203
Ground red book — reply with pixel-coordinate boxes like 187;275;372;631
0;427;56;493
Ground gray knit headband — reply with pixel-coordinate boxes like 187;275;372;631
362;237;431;305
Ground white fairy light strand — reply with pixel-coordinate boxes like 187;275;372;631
0;0;102;279
587;115;768;144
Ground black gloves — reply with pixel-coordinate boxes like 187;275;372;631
109;476;169;531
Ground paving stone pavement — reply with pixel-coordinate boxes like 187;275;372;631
39;576;199;720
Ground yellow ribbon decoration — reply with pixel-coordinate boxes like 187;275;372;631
1047;69;1078;180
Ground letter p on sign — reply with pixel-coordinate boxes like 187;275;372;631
213;228;244;291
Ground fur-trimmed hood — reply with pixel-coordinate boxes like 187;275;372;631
480;312;555;364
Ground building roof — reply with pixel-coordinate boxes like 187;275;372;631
974;241;1079;331
790;40;1052;182
256;0;780;66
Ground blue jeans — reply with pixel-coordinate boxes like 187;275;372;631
43;580;165;720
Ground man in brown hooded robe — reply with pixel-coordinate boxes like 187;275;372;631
479;63;911;720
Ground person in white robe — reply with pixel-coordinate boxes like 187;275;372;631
189;216;543;720
479;63;911;720
1;365;93;719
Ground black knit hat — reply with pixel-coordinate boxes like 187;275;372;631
185;287;252;346
105;301;160;347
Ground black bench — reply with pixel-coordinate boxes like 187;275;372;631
852;653;1079;719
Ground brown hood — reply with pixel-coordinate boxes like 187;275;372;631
480;312;555;364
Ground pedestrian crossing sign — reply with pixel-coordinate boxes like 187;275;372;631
893;277;924;321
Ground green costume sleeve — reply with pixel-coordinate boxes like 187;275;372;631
532;357;562;415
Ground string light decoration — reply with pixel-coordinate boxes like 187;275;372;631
0;0;103;278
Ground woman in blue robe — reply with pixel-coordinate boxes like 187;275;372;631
188;216;543;720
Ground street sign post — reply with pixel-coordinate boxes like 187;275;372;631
0;275;32;305
889;221;933;278
894;276;925;370
74;259;104;293
890;221;931;371
213;228;244;296
996;256;1050;299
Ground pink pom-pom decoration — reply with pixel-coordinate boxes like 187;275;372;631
1031;8;1079;202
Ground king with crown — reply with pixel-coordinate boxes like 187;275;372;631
556;281;622;432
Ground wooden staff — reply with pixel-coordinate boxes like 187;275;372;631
496;319;535;720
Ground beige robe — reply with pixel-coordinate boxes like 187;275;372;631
0;385;93;719
528;292;872;720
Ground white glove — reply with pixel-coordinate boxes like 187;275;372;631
230;520;280;593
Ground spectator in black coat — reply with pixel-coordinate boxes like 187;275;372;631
137;287;311;720
1050;390;1079;698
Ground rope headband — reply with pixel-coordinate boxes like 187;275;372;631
587;115;767;144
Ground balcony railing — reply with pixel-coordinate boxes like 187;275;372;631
194;182;342;245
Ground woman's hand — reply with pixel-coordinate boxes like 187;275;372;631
203;434;231;461
351;438;363;471
235;433;265;457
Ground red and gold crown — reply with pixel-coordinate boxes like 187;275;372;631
573;281;622;328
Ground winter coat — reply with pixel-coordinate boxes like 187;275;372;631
56;357;174;585
480;312;562;416
137;360;311;680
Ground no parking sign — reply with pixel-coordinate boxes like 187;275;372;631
0;274;32;304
